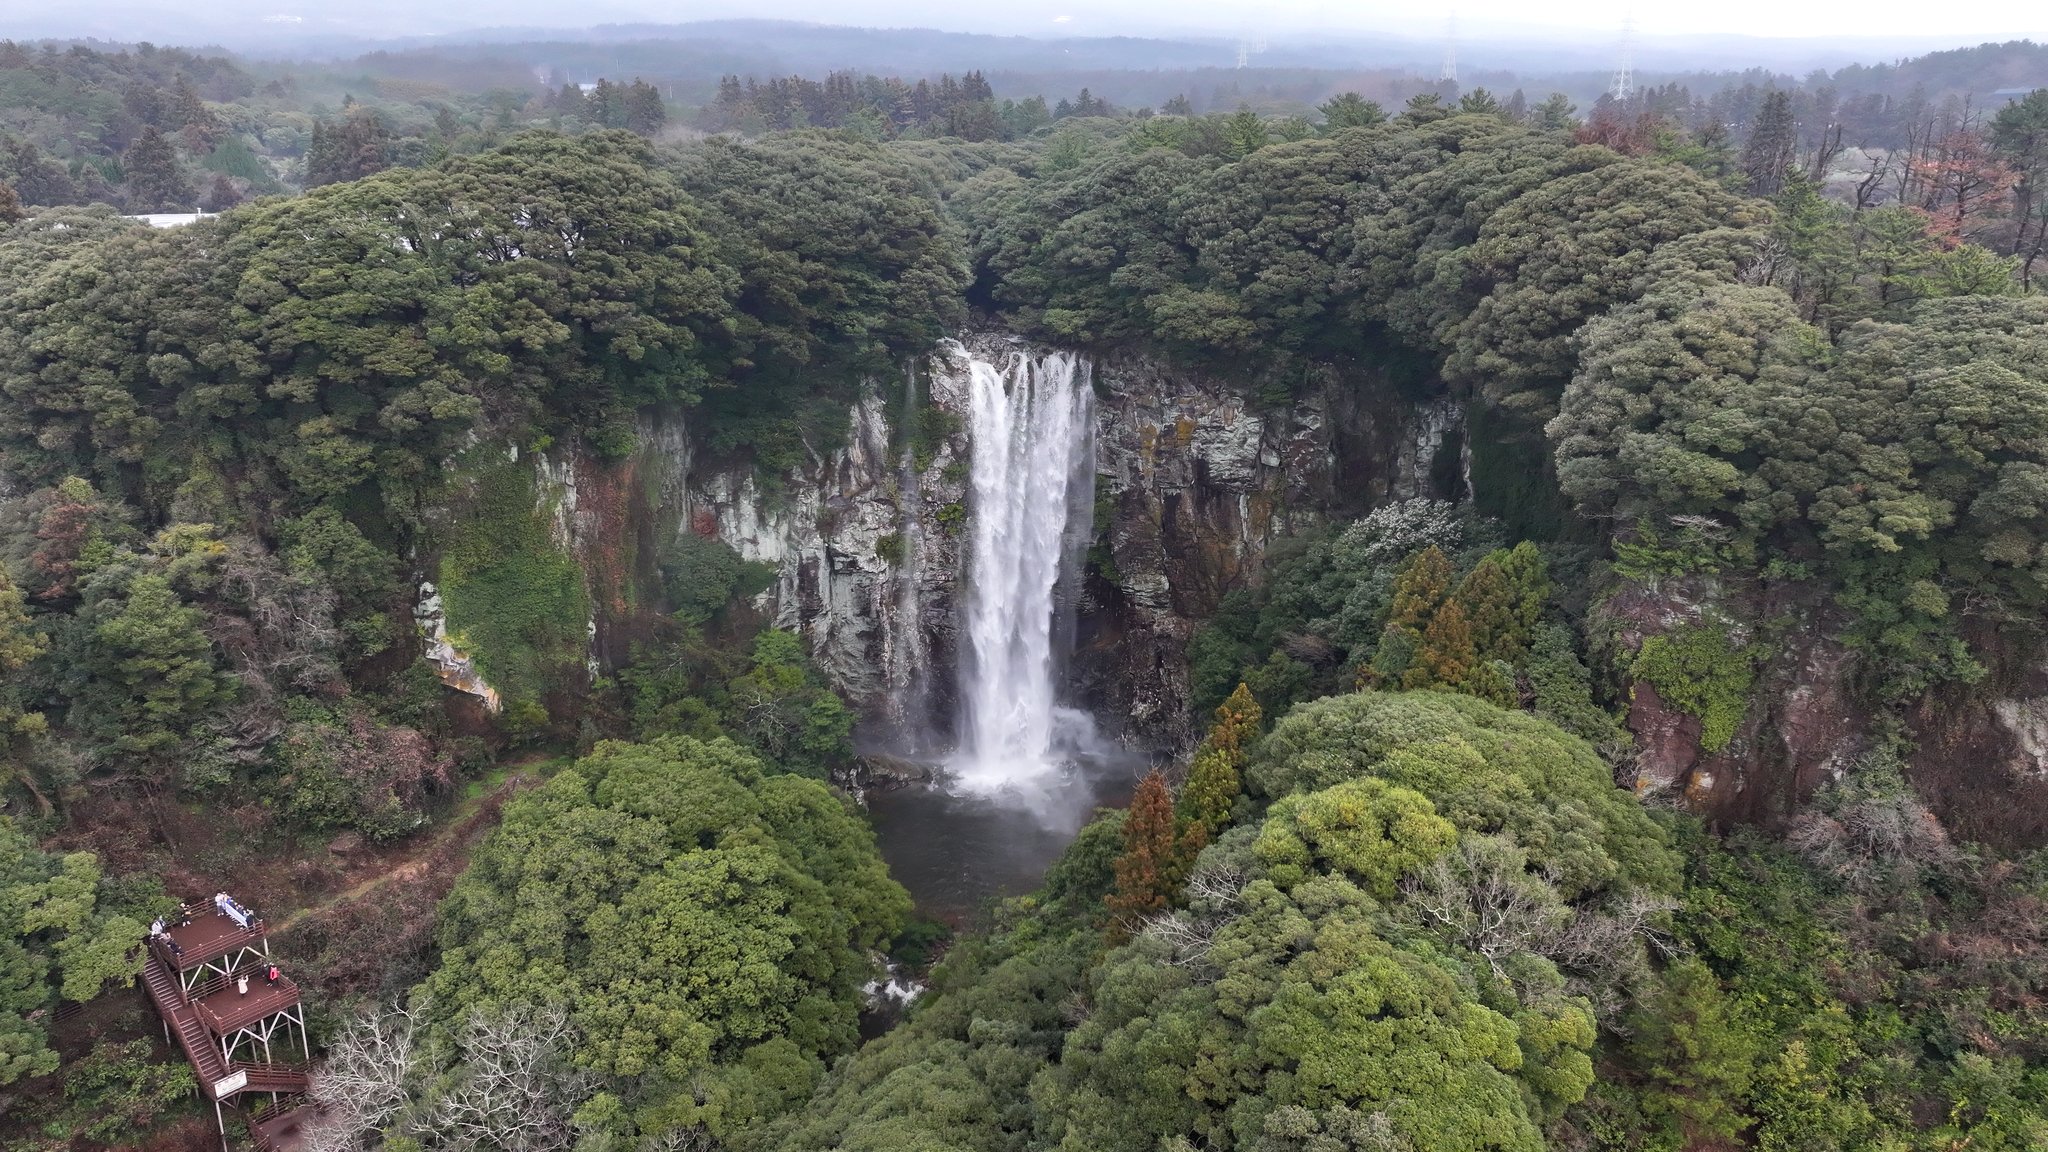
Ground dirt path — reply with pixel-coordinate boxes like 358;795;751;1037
271;768;540;936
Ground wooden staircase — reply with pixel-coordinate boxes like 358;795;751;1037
143;951;311;1098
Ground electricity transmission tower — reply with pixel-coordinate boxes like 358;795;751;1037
1610;15;1636;101
1440;14;1458;84
1235;31;1266;69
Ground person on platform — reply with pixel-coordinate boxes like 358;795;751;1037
237;972;249;996
265;964;280;988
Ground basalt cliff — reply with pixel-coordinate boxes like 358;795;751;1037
421;333;2048;848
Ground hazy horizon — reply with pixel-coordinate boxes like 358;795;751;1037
1;2;2041;68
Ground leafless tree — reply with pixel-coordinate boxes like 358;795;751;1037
429;1005;591;1152
1788;755;1957;890
1139;910;1216;966
301;1001;591;1152
1401;836;1680;989
1183;862;1248;911
1139;859;1250;969
639;1128;720;1152
206;535;344;763
1739;232;1792;288
1853;149;1896;210
303;1001;426;1152
1402;838;1568;980
1806;120;1846;183
1545;890;1685;974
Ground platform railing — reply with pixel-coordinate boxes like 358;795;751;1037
149;918;268;974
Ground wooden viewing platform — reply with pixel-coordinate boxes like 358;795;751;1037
158;913;267;969
194;972;303;1036
139;896;315;1151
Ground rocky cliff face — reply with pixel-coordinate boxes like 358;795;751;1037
1603;575;2048;849
422;335;2048;848
1599;575;1867;824
602;335;1455;758
1077;354;1451;750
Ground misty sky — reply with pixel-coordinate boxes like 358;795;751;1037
3;0;2042;54
709;0;2045;42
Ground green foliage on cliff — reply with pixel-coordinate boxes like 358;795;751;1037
437;450;590;708
1187;500;1617;753
1586;781;2048;1152
1554;287;2048;694
659;532;776;626
619;628;855;781
1627;623;1759;754
0;123;966;826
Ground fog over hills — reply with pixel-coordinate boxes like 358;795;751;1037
0;3;2034;81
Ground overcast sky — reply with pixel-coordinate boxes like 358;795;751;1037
756;0;2046;42
3;0;2041;55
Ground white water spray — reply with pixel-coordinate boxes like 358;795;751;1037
953;348;1096;794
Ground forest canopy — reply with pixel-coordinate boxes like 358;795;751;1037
1;44;2047;1152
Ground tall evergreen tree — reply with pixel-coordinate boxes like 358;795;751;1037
1992;88;2048;287
1458;88;1503;116
1407;597;1478;690
198;172;239;212
1399;92;1450;125
1388;545;1454;635
84;571;229;758
1532;92;1578;130
1453;543;1549;664
1108;771;1183;932
1494;542;1550;646
167;75;205;123
1180;682;1262;841
585;79;624;129
623;80;666;136
122;125;189;211
1741;90;1798;197
0;565;49;803
1318;91;1385;129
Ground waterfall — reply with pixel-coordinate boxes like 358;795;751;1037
953;348;1096;793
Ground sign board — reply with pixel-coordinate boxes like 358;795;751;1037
212;1069;247;1099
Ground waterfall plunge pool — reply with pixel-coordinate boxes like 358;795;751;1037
863;718;1142;921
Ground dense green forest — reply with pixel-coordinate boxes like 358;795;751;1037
3;24;2048;1152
